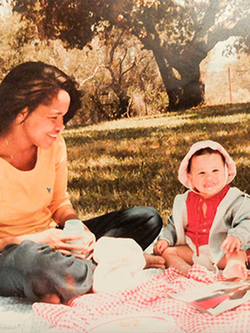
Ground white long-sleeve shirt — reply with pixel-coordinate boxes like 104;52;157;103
159;187;250;264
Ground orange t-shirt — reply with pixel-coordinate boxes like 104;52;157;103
0;134;71;238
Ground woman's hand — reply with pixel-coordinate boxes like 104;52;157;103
75;228;96;259
31;228;96;259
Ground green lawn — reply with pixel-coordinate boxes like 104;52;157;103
63;103;250;224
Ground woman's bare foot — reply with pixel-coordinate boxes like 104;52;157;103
40;293;61;304
223;259;248;280
143;253;165;269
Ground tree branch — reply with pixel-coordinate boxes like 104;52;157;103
79;65;107;86
200;0;219;34
206;12;250;51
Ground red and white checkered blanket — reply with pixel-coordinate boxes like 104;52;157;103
33;265;250;333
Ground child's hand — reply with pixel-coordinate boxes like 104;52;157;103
154;239;169;255
221;236;241;253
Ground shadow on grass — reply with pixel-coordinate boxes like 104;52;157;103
64;103;250;148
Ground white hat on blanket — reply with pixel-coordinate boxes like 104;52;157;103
178;140;236;189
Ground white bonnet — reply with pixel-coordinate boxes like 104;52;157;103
178;140;237;189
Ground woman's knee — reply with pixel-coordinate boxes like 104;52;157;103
139;206;163;233
1;240;93;303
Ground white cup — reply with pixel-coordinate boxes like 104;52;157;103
63;219;87;254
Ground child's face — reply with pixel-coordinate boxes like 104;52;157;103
187;152;226;198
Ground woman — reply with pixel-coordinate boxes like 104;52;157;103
0;61;164;304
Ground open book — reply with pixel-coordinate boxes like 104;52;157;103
168;278;250;316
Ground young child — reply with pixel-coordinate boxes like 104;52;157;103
154;140;250;280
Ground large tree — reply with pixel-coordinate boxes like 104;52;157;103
108;0;250;110
11;0;250;110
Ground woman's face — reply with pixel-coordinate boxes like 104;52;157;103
187;152;226;198
20;89;70;149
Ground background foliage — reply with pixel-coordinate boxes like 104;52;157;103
0;0;249;125
11;0;250;110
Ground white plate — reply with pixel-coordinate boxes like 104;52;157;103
89;314;177;333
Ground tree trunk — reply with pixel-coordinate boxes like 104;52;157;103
152;44;205;111
167;79;205;111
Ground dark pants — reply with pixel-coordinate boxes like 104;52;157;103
83;206;162;250
0;206;162;303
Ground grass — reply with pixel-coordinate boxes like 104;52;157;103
63;103;250;224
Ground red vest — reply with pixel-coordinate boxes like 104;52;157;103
186;185;230;256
